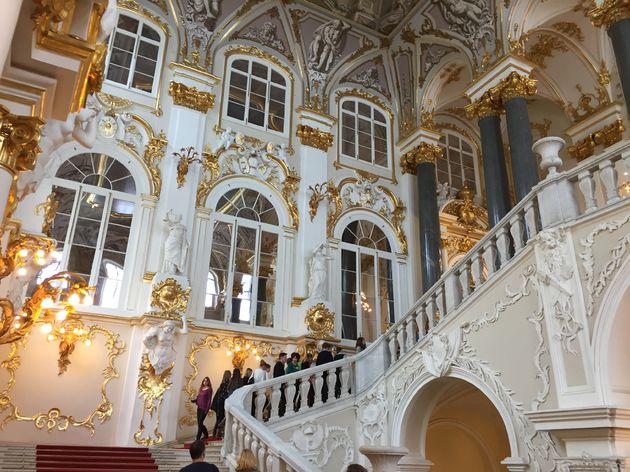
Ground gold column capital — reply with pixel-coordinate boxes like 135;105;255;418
400;142;443;175
168;81;215;113
494;71;537;101
296;124;333;151
465;91;503;120
0;106;44;175
588;0;630;29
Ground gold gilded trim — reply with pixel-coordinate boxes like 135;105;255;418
296;124;333;151
334;89;393;118
0;105;44;175
567;119;625;161
134;354;172;446
588;0;630;29
225;45;294;80
304;303;335;340
149;277;191;319
34;191;60;237
400;142;443;174
168;81;215;113
0;326;125;434
494;71;537;101
118;0;170;35
465;91;502;119
142;130;168;197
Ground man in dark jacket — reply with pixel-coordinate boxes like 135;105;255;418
316;343;334;402
273;352;288;416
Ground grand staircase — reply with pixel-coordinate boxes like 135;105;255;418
0;440;227;472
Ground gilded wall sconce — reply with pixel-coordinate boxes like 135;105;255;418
224;336;272;371
174;147;202;188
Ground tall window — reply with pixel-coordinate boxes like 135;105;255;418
105;14;163;95
205;189;280;327
340;220;395;342
225;58;288;134
437;131;477;192
340;99;389;168
41;153;137;308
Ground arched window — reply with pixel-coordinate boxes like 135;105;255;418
225;57;288;134
340;220;395;342
205;188;280;327
104;13;163;95
340;99;389;168
41;153;137;308
437;131;477;193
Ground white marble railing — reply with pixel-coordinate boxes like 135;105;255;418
223;139;630;472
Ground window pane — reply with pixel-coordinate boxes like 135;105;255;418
358;102;370;117
248;108;265;127
233;59;248;72
131;71;154;92
251;61;267;79
342;140;355;157
117;15;139;33
271;70;285;85
229;71;248;91
67;245;96;277
342;101;355;112
206;221;232;321
106;64;130;85
96;250;126;307
227;101;245;121
137;41;159;60
141;24;160;41
360;253;377;342
374;151;388;168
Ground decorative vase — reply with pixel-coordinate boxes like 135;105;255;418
533;136;565;177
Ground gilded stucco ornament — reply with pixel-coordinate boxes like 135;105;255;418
143;130;167;197
304;303;335;340
296;124;333;151
465;90;502;119
494;71;537;101
588;0;630;29
567;120;625;161
134;354;173;446
168;81;215;113
400;142;443;175
0;105;43;175
0;326;125;434
174;146;202;188
335;89;393;118
196;130;301;228
149;278;191;319
34;191;60;237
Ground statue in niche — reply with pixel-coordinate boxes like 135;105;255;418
308;244;331;301
308;19;351;73
162;210;189;275
142;318;188;375
436;0;489;35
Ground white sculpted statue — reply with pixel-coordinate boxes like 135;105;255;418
162;210;189;275
142;318;188;375
18;98;102;198
186;0;219;23
98;0;118;43
213;127;236;153
307;19;351;73
438;0;488;34
308;244;330;301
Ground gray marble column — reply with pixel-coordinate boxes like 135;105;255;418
609;18;630;114
504;96;538;201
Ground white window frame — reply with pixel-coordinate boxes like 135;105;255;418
340;242;395;342
437;131;480;195
339;98;391;170
222;56;290;137
47;177;138;309
206;212;281;328
103;12;165;97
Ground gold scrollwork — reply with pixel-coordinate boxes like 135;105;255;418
400;142;443;175
566;73;611;124
226;45;293;80
195;151;220;207
493;71;537;101
334;89;393;118
143;130;167;197
149;278;191;319
34;191;60;237
296;124;333;151
118;0;170;35
588;0;630;29
0;325;125;434
525;33;568;68
0;105;44;175
465;91;502;120
134;353;173;446
567;120;625;161
174;147;201;188
168;81;215;113
304;303;335;340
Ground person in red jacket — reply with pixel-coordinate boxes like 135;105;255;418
192;376;213;440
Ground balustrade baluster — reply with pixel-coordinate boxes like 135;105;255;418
300;374;311;411
326;367;336;401
578;170;597;212
396;325;406;356
599;159;620;204
509;213;525;251
244;428;251;450
459;264;471;299
257;445;267;472
471;252;484;289
435;283;446;320
255;387;266;421
250;438;259;461
444;271;462;313
340;364;351;399
237;422;245;453
285;381;296;416
523;199;538;239
266;453;277;472
496;227;510;267
405;317;416;351
270;384;281;421
426;296;437;327
482;238;497;276
622;150;630;178
388;334;397;366
414;306;425;340
231;419;239;455
313;372;323;406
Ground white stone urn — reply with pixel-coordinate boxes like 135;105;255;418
360;446;409;472
533;136;566;177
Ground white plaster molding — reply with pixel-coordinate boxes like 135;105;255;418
357;383;388;445
289;420;354;467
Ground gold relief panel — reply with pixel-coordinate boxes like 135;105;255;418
0;325;125;434
149;278;191;319
400;142;443;175
134;353;173;446
0;105;44;175
494;71;537;101
568;120;625;161
142;130;168;197
34;191;60;237
465;91;502;119
168;81;215;113
296;124;333;151
304;303;335;340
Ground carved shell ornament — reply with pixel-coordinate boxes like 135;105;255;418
421;333;458;378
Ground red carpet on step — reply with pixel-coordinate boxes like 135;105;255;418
36;445;158;472
181;437;222;449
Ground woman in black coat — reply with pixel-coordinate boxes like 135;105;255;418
210;370;231;438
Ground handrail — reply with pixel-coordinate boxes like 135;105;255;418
223;139;630;472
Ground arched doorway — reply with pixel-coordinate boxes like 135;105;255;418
397;377;512;472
